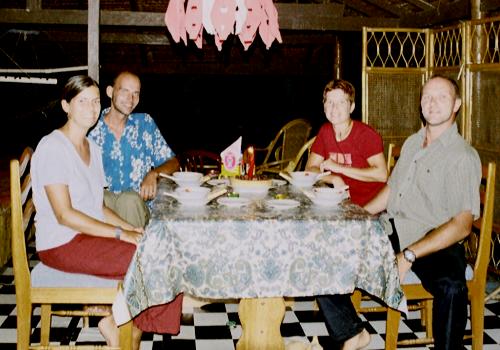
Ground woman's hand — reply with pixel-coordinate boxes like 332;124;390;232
321;174;346;188
320;159;343;174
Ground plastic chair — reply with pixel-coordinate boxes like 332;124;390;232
284;136;316;173
385;162;496;350
178;149;221;174
255;118;312;175
10;148;132;349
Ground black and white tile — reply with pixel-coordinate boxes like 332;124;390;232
0;246;499;349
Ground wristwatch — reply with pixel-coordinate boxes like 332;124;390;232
402;248;416;263
114;227;123;241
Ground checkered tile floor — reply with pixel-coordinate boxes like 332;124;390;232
0;244;499;349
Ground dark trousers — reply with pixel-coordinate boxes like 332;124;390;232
317;225;468;349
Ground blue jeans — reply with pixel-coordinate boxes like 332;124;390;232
317;228;468;349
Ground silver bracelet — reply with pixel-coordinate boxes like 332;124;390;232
114;227;123;240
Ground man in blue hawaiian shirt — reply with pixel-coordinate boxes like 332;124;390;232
89;71;179;227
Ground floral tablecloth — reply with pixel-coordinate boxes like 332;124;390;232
123;181;404;318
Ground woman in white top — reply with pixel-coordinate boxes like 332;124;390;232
31;75;183;349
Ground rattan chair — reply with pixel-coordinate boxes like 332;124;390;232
385;162;496;350
284;136;316;173
255;118;312;175
10;150;132;349
178;149;221;174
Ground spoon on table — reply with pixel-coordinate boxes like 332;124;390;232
279;172;293;183
207;188;228;202
162;191;181;200
159;172;177;181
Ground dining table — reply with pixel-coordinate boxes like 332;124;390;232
120;178;405;349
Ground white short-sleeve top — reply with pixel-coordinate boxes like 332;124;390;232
31;130;106;251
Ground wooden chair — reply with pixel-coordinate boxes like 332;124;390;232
177;149;221;174
386;143;401;175
385;161;496;350
284;136;316;173
10;150;133;349
255;118;312;175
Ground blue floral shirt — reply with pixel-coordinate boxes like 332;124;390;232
88;108;175;193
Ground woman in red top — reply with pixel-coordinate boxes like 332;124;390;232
306;79;387;206
306;79;388;349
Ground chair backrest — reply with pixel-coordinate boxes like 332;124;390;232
10;147;34;311
284;136;316;173
258;118;312;173
178;149;221;174
465;162;496;288
386;143;401;175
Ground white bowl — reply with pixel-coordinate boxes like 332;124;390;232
230;177;272;191
289;171;318;187
174;186;210;200
312;186;348;200
173;171;203;186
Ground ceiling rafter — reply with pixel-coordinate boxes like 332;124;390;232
363;0;405;16
405;0;436;11
400;0;469;27
342;0;395;17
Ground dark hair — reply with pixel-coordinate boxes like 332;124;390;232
61;75;99;103
323;79;355;104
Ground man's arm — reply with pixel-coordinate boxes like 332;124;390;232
140;157;180;200
397;210;473;281
363;184;390;215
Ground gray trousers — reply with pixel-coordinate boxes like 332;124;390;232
104;190;150;228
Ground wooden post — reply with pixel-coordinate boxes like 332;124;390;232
88;0;100;82
333;35;342;79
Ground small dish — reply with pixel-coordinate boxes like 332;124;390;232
272;179;287;187
217;197;252;207
207;178;230;186
265;199;300;209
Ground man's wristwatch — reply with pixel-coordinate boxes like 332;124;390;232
114;227;123;241
402;248;416;263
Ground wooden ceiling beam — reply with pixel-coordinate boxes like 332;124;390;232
405;0;436;11
364;0;405;16
0;6;399;31
343;0;393;17
481;0;500;12
400;0;470;27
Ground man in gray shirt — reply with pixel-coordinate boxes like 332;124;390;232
365;75;481;349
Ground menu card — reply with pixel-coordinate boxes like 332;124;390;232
220;136;242;177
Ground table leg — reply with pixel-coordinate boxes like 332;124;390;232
236;297;286;350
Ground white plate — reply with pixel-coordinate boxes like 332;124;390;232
272;179;287;187
266;199;300;209
207;179;230;186
217;197;252;207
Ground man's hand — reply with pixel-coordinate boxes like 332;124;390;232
120;229;144;246
396;252;412;283
140;171;159;200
